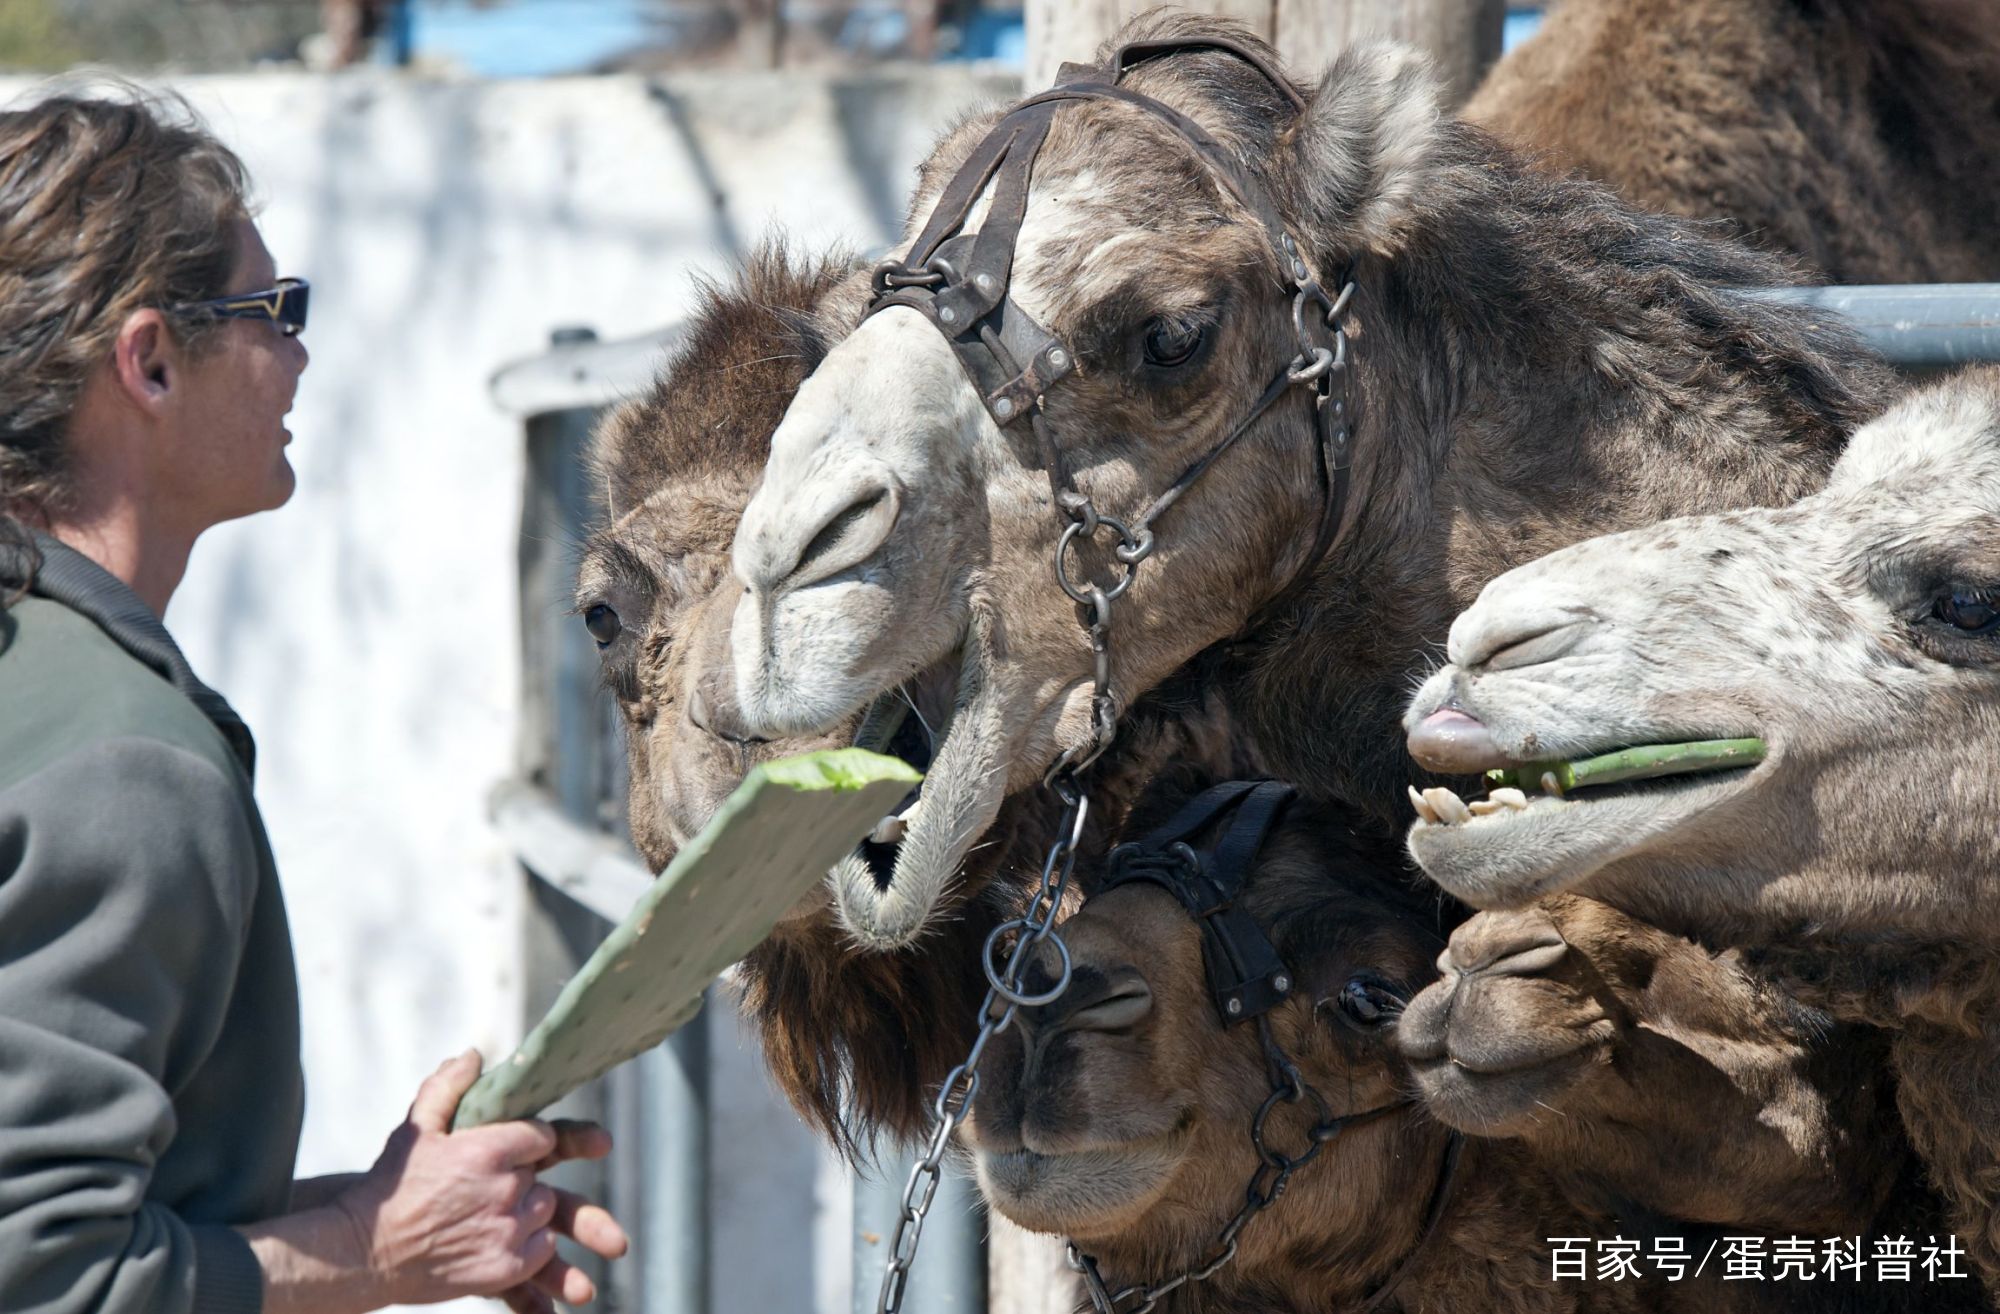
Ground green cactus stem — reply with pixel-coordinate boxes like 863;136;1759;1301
1482;738;1766;795
454;747;923;1129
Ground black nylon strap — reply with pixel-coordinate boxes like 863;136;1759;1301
1098;779;1300;1023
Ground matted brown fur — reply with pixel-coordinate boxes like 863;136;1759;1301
1466;0;2000;282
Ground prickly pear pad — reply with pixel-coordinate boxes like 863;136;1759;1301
454;748;923;1128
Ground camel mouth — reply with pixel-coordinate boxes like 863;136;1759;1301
1408;736;1766;829
1405;724;1770;906
1407;1039;1604;1135
848;652;959;887
972;1129;1192;1234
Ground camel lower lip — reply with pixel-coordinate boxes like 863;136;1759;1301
974;1136;1187;1232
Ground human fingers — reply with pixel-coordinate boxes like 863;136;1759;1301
518;1183;559;1231
529;1256;598;1306
464;1117;561;1169
550;1188;629;1261
534;1120;613;1170
518;1226;559;1277
502;1283;555;1314
407;1049;483;1134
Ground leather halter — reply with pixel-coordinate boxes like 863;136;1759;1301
1095;779;1300;1024
865;37;1357;580
1072;778;1466;1313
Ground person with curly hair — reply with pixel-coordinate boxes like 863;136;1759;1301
0;85;626;1314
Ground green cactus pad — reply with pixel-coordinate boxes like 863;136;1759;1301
454;748;923;1128
1483;738;1766;795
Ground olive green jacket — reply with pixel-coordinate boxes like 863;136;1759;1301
0;534;302;1314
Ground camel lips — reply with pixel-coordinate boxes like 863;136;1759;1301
1408;738;1766;826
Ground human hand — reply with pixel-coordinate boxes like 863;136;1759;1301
498;1123;628;1314
332;1051;627;1308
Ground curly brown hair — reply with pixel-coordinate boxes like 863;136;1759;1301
0;82;251;538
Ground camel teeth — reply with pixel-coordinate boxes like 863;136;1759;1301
1489;787;1529;810
1407;785;1440;825
1540;772;1565;798
1423;787;1473;826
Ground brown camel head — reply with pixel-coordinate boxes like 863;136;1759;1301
1403;365;2000;942
578;246;867;882
579;246;1263;1148
962;780;1458;1300
705;9;1892;944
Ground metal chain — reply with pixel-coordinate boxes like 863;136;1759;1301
876;493;1144;1314
874;232;1349;1314
1065;1020;1356;1314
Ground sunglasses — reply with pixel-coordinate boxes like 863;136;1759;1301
172;277;310;337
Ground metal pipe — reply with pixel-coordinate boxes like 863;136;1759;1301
853;1154;988;1314
1751;284;2000;370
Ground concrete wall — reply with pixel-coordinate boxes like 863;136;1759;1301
0;64;1016;1313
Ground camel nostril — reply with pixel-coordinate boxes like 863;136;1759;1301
1450;912;1568;976
1025;965;1152;1036
785;482;901;592
1066;982;1153;1033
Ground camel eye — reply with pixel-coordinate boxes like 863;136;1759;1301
1935;588;2000;637
584;603;622;648
1141;317;1207;369
1334;975;1404;1029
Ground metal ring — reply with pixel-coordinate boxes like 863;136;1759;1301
1055;514;1141;605
1291;281;1335;342
1325;279;1356;323
1287;347;1334;385
984;920;1072;1006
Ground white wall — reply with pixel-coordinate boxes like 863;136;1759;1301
0;63;1015;1313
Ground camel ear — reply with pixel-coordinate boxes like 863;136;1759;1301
590;398;653;523
1284;40;1445;257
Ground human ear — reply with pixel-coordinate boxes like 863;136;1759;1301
108;310;179;411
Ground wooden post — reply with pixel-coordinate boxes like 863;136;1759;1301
1275;0;1504;105
1026;0;1503;105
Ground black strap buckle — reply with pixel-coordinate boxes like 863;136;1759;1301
1099;780;1298;1024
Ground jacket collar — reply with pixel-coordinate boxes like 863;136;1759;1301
1;529;256;776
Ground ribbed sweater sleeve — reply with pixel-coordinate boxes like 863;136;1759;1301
0;737;265;1314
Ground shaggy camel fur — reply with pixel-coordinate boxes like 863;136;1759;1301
967;779;1965;1313
1465;0;2000;283
705;14;1898;947
578;249;1254;1148
1402;367;2000;1288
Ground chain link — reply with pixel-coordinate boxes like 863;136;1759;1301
875;229;1350;1314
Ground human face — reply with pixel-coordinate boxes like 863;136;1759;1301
163;219;309;531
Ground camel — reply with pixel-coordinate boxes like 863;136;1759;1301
1400;366;2000;1286
578;246;1000;1149
700;12;1898;948
586;252;1985;1312
578;246;1257;1148
1463;0;2000;283
1399;895;1907;1238
965;775;1969;1313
